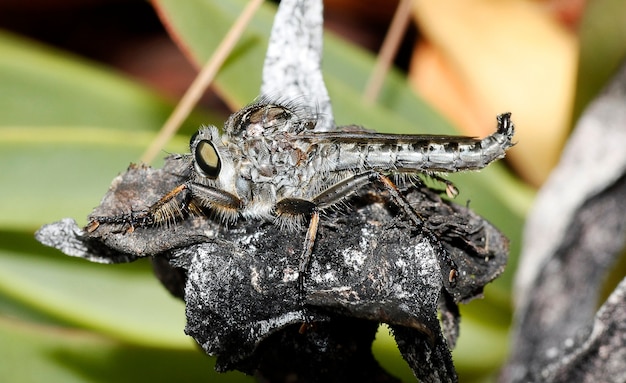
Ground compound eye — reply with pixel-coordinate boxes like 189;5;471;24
194;140;221;179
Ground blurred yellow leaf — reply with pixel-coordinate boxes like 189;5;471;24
409;0;577;187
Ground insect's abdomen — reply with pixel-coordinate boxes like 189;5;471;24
330;113;515;173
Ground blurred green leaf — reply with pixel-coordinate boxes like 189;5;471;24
0;248;189;348
0;31;214;231
153;0;455;134
0;126;189;230
0;31;172;130
573;0;626;121
0;317;250;383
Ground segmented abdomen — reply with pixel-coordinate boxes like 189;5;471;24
326;113;514;173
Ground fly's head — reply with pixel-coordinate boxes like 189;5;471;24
189;100;323;217
189;126;239;195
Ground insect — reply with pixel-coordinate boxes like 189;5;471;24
87;98;515;294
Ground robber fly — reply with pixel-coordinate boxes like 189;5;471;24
88;98;515;292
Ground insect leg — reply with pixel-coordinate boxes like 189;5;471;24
313;170;426;229
314;170;459;286
87;182;243;231
299;210;320;300
374;173;459;286
426;173;459;198
274;198;319;306
146;184;192;226
87;184;190;232
186;183;243;223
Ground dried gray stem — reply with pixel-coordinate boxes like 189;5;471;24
261;0;334;131
500;60;626;383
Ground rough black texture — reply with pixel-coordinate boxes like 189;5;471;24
36;154;508;383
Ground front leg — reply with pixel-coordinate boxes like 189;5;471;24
87;182;243;232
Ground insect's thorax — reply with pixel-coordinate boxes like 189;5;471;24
229;133;327;202
220;102;335;216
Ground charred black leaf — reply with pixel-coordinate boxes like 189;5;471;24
37;154;508;383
